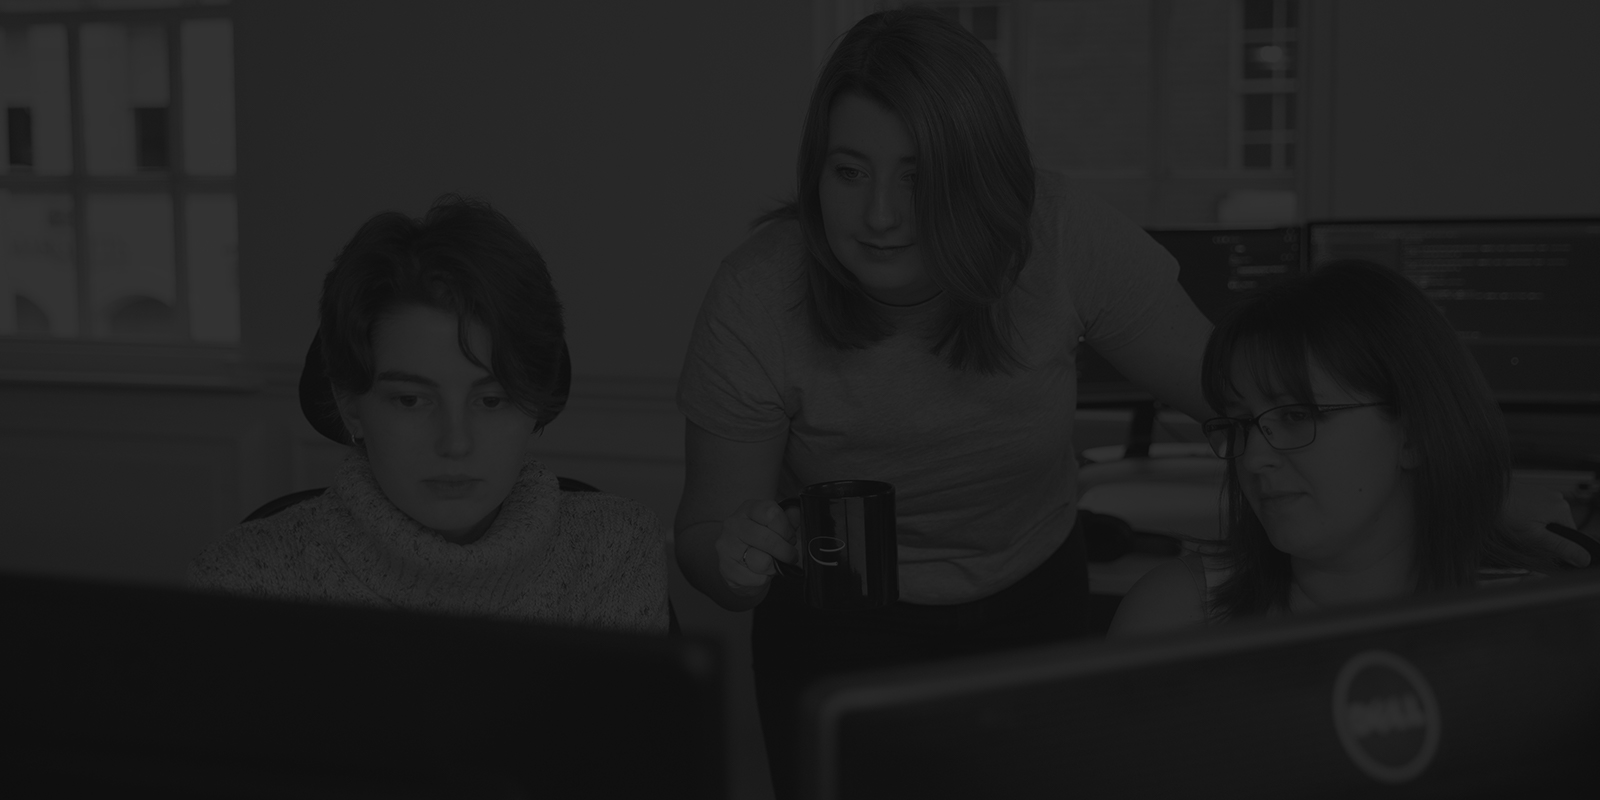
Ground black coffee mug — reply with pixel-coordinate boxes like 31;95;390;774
776;480;898;610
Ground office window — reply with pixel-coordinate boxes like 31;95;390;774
0;0;237;344
134;105;168;169
6;104;29;164
1235;0;1298;172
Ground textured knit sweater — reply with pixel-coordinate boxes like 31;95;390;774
188;449;669;635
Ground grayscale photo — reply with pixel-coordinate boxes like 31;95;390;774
1;1;1596;797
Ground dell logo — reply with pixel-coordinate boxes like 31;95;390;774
1345;693;1428;738
1332;650;1441;784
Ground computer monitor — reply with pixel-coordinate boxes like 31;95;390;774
1308;219;1600;404
797;569;1600;799
1078;226;1304;397
3;571;724;798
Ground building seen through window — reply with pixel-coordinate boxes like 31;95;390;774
0;0;236;344
1238;0;1298;171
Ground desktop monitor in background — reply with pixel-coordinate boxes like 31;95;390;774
1078;227;1303;394
1309;219;1600;404
797;570;1600;799
2;572;724;799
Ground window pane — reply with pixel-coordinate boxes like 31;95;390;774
1283;142;1295;169
1243;93;1272;131
1283;93;1296;130
970;5;999;41
181;19;233;176
1285;0;1299;29
1242;0;1274;30
2;25;71;175
6;106;30;165
86;193;176;340
134;105;167;168
0;190;76;337
1279;41;1297;79
185;193;236;343
82;24;169;175
1242;143;1272;169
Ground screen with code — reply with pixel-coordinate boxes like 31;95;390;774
1309;220;1600;403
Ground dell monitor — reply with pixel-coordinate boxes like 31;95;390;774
797;569;1600;799
2;571;724;798
1308;219;1600;405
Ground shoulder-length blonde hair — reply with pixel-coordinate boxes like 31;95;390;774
754;5;1036;374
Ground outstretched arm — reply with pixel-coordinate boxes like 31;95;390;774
674;419;799;612
1097;299;1216;426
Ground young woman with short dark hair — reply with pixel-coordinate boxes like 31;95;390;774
191;196;667;634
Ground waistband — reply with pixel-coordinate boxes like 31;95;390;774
766;522;1086;632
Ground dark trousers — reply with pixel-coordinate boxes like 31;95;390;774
751;523;1091;800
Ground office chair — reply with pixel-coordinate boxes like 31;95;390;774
235;331;681;637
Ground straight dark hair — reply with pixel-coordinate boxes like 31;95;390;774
318;194;567;434
753;5;1035;374
1200;260;1557;620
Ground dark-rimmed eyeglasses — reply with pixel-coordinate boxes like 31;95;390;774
1201;402;1391;459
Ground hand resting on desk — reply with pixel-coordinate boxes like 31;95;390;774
1502;481;1586;567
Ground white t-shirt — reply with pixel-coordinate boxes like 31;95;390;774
677;169;1195;604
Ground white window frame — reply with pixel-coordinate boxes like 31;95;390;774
0;1;241;389
1230;0;1301;173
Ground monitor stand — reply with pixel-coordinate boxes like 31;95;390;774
1124;400;1157;459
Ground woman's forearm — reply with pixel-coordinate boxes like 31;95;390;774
675;520;770;612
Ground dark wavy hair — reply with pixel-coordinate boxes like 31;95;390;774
752;5;1035;374
1200;260;1556;620
317;194;566;434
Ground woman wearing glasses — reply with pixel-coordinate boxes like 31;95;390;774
1108;260;1563;637
677;10;1580;793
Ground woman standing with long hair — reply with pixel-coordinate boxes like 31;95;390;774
672;8;1579;796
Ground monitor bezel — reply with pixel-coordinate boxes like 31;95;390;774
2;570;727;795
798;569;1600;799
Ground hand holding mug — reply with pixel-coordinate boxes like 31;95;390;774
781;480;899;610
716;499;802;597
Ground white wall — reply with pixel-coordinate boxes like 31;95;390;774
1309;0;1600;219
